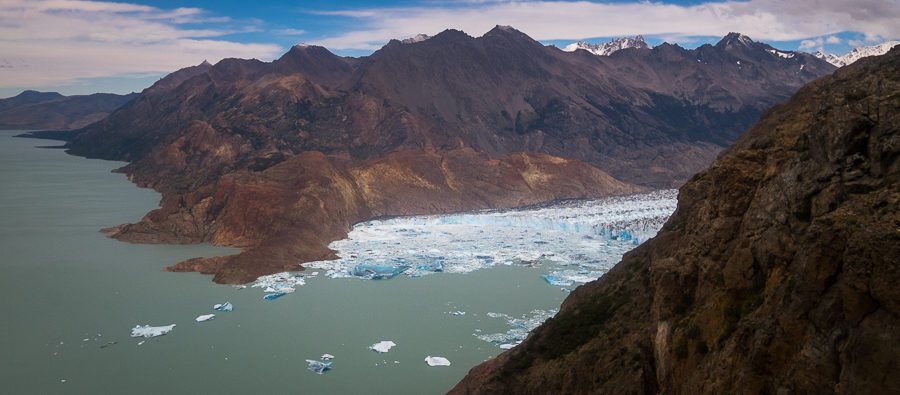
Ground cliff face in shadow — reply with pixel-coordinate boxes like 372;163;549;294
452;48;900;394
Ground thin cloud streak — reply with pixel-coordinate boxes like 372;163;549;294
309;0;900;51
0;0;282;89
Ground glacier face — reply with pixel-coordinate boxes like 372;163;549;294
303;189;677;287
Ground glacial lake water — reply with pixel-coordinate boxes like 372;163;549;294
0;130;675;394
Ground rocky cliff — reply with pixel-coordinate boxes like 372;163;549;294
452;47;900;394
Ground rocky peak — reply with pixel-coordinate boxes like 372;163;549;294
563;35;651;56
400;33;430;44
716;32;755;49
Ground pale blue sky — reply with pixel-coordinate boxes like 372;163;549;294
1;0;897;98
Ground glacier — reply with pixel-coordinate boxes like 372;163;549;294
303;190;677;287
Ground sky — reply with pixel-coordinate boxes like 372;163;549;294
1;0;898;98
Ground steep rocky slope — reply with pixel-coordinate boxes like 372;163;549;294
453;47;900;394
0;90;137;130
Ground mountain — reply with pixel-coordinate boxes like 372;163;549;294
563;35;650;56
0;90;137;130
51;27;835;283
815;41;900;67
452;47;900;394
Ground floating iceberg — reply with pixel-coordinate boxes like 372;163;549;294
477;309;557;348
351;264;410;280
130;324;175;338
263;292;287;300
213;302;233;312
306;359;332;374
425;356;451;366
253;272;306;293
369;340;397;353
540;275;574;286
195;314;215;322
321;353;334;360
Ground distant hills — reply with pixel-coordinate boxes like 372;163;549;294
814;41;900;67
0;90;137;130
47;26;837;282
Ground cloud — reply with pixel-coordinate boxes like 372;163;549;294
826;35;842;44
799;37;824;51
0;0;283;89
307;0;900;51
274;28;307;36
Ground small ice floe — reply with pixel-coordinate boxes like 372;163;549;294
253;272;306;293
425;356;451;367
499;343;517;350
263;292;287;300
195;314;215;322
306;359;332;374
137;341;145;346
130;324;175;338
540;274;574;287
449;311;466;316
321;353;334;360
352;264;410;280
369;340;397;353
213;302;233;312
232;285;247;290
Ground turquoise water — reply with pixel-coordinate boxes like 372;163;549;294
0;130;569;394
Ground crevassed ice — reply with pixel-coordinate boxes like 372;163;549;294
303;190;677;284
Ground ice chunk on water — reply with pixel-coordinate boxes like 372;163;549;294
351;264;410;280
213;302;233;312
369;340;396;353
499;343;517;350
306;359;332;374
252;272;306;294
130;324;175;338
477;309;557;348
424;356;451;366
263;292;286;300
195;314;215;322
321;353;334;360
541;274;574;286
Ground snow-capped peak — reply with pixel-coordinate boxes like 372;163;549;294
716;32;755;49
400;34;431;44
814;41;900;67
562;35;650;56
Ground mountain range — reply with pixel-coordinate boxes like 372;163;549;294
0;90;137;130
562;35;650;56
814;41;900;67
38;26;836;282
453;46;900;394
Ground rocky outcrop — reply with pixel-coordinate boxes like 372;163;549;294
0;90;137;130
452;48;900;394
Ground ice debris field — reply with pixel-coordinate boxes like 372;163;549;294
303;189;677;287
121;190;676;368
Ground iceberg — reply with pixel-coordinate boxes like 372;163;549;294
424;356;451;366
195;314;215;322
540;275;574;286
369;340;397;353
130;324;175;338
306;359;332;374
213;302;233;312
351;264;410;280
263;292;287;300
477;309;557;348
320;353;334;360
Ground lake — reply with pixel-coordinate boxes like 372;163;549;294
0;130;673;394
